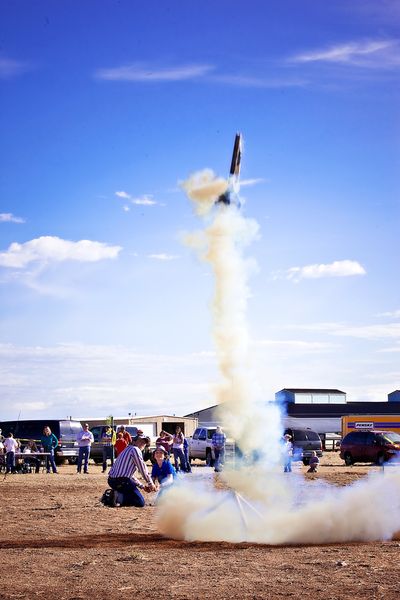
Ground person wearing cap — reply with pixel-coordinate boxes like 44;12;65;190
107;434;156;507
76;424;94;474
151;446;176;491
283;433;293;473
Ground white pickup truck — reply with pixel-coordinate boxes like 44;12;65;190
188;426;217;466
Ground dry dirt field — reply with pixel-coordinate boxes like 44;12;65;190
1;453;399;600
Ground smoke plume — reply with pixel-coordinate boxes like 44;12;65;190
157;167;400;545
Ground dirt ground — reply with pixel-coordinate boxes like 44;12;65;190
1;453;399;600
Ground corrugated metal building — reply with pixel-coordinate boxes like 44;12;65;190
185;388;400;436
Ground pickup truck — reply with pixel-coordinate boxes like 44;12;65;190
188;427;217;466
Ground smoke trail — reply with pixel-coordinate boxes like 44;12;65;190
157;167;400;545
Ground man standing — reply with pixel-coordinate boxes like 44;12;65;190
211;426;226;473
107;434;155;507
118;425;132;445
4;432;19;474
76;423;94;474
101;425;115;473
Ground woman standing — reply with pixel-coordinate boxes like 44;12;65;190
40;426;59;474
172;426;187;473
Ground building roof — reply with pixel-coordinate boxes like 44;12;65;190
278;388;346;394
287;402;400;418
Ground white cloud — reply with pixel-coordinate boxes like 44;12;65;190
147;253;179;261
0;57;31;78
279;259;366;282
0;343;216;420
0;213;25;224
96;63;213;82
378;309;400;318
253;339;338;352
294;321;400;340
240;178;266;187
0;236;122;269
131;195;157;206
291;39;400;68
115;191;160;206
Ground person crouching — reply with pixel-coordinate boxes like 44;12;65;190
107;434;155;507
151;446;176;496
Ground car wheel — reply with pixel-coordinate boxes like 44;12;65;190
68;457;77;465
302;458;309;466
206;449;215;467
344;452;353;466
376;453;385;466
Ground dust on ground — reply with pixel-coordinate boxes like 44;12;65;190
1;453;399;600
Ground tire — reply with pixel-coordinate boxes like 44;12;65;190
302;458;309;466
68;457;77;465
344;452;353;466
206;449;215;467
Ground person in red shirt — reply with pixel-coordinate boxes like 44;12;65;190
114;433;128;457
118;425;132;445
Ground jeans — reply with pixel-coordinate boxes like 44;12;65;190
46;449;58;473
108;477;145;507
6;451;15;473
214;446;225;471
173;448;187;472
284;458;292;473
77;446;90;473
102;446;114;471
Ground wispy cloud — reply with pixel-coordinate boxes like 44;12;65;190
275;259;366;282
0;213;25;224
294;321;400;340
0;57;31;78
0;236;122;269
377;309;400;319
291;39;400;68
147;253;179;261
115;191;162;209
240;178;266;187
208;74;307;88
96;62;213;82
253;339;338;352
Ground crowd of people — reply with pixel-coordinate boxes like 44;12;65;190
1;422;313;509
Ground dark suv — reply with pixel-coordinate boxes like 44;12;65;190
340;429;400;465
284;427;323;465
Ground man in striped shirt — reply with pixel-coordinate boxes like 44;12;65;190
108;435;155;507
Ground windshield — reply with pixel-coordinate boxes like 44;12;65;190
382;432;400;444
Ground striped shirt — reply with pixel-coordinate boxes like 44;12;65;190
108;445;152;485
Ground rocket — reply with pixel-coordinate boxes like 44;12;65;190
216;133;242;207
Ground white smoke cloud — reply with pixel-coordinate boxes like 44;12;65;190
156;164;400;546
0;236;122;268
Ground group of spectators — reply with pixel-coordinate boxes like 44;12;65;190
0;426;60;474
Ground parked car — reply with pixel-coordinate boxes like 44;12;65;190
284;427;323;465
90;424;155;463
340;429;400;465
188;427;217;466
0;419;82;464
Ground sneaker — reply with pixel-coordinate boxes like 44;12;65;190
109;489;118;507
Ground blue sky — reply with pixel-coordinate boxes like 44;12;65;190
0;0;399;420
